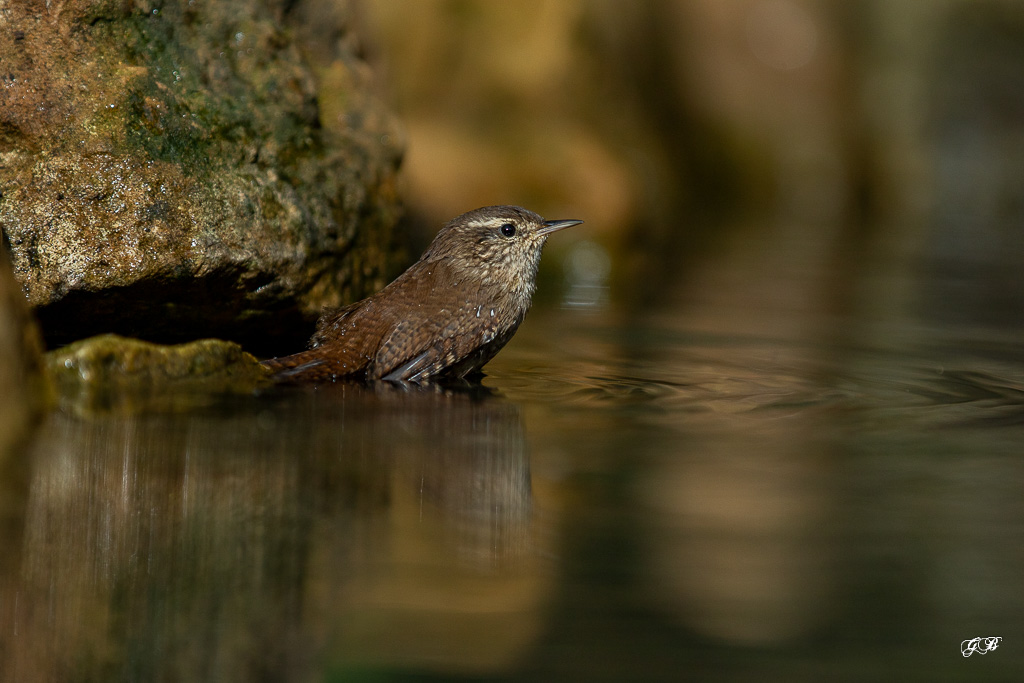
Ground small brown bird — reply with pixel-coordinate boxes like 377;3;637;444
262;205;583;382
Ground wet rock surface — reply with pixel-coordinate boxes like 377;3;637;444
46;334;271;415
0;0;403;354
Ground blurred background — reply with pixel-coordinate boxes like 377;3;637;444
349;2;1024;678
357;0;1024;330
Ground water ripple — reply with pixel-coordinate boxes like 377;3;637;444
491;324;1024;433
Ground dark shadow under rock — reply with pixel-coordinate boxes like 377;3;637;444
0;234;47;465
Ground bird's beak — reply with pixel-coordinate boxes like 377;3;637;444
539;218;584;236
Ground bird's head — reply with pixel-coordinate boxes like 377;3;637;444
422;205;583;297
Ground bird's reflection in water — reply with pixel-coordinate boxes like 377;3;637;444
294;381;533;565
0;381;544;682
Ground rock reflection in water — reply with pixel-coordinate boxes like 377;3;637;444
0;383;544;682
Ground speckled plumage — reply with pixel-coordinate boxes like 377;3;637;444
262;205;582;382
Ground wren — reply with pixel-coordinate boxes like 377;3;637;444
262;205;583;383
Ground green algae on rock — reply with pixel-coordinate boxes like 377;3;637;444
47;334;272;415
0;0;403;354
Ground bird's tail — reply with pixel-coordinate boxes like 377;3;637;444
261;350;344;382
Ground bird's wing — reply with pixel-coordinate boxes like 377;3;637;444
370;264;498;381
372;308;460;380
381;347;445;383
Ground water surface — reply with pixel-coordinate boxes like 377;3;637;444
2;244;1022;683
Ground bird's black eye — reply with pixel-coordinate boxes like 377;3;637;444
500;223;517;238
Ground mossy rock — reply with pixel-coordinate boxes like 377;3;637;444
0;0;403;355
47;334;272;415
